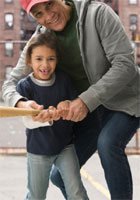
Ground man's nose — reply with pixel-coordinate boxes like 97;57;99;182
44;10;54;24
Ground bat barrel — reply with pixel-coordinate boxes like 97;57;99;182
0;106;41;118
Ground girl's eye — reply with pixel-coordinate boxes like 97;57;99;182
50;57;54;60
36;57;42;61
48;57;56;62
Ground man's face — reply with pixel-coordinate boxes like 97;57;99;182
31;0;72;31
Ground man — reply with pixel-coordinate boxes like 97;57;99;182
2;0;140;199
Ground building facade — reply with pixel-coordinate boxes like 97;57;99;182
99;0;119;14
118;0;140;64
101;0;140;64
0;0;37;98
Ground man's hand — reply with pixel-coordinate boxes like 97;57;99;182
58;98;88;122
57;101;70;120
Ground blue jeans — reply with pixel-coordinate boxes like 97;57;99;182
25;144;89;200
50;106;140;200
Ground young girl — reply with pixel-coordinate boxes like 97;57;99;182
16;31;89;200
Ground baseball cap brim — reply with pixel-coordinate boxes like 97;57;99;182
23;0;50;14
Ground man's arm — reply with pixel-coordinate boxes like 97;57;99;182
62;4;137;122
79;4;136;112
2;46;30;107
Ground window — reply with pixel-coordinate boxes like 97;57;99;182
129;15;137;30
5;13;14;29
5;0;13;2
129;0;137;4
20;9;25;20
5;66;13;80
20;29;25;40
130;15;137;25
5;42;13;56
129;15;137;41
104;0;112;3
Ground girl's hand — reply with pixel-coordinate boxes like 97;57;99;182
16;100;44;111
32;106;60;122
48;106;61;121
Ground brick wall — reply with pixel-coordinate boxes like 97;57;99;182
0;1;21;97
0;0;37;99
118;0;140;64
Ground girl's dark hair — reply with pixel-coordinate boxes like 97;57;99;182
25;31;59;66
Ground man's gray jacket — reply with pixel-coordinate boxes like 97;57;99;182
2;0;140;117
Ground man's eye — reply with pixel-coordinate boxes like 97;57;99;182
35;12;42;18
47;1;53;6
45;1;53;9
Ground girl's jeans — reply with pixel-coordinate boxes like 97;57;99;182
50;106;140;200
25;144;89;200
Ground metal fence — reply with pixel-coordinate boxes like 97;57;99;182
126;129;140;154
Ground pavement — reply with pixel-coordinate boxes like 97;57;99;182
0;153;140;200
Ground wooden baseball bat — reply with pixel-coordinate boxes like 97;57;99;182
0;106;42;118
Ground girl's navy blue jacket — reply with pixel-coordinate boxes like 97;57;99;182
16;71;77;156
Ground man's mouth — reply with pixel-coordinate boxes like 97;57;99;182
47;14;59;24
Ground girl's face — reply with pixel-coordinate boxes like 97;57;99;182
29;45;57;81
31;0;72;31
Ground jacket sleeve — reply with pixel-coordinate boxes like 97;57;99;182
2;25;42;107
79;4;137;112
22;116;53;129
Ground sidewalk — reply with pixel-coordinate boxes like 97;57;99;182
0;153;140;200
0;155;64;200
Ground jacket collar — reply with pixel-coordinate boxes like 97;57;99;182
73;0;91;24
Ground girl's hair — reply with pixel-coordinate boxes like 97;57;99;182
25;31;59;66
